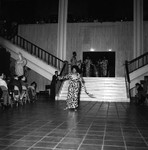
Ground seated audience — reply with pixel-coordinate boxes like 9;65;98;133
20;76;29;103
8;75;22;94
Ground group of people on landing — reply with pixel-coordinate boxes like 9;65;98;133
70;51;109;77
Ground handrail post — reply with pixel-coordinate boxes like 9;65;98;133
125;60;131;101
55;60;69;99
125;60;130;84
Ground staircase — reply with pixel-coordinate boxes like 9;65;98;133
0;35;64;80
57;77;130;102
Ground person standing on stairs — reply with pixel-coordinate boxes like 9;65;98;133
15;52;27;80
58;65;89;111
101;57;108;77
70;51;77;69
50;71;59;100
84;56;93;77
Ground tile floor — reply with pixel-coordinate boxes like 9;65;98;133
0;97;148;150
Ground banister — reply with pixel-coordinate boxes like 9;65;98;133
127;52;148;73
11;35;64;70
124;60;131;100
13;35;63;62
125;60;130;84
125;52;148;100
129;52;148;64
56;61;69;97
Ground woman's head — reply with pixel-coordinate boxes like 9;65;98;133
71;65;79;73
73;51;77;57
31;81;37;89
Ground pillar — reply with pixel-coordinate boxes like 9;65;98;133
133;0;143;58
57;0;68;60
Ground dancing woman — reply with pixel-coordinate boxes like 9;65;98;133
58;65;89;111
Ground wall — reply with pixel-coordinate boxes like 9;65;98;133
18;21;148;77
18;24;58;56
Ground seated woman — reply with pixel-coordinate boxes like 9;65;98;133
135;83;146;105
28;81;37;102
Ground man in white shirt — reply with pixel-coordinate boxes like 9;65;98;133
0;72;11;107
0;73;8;89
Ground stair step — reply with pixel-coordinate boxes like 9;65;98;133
57;77;129;102
58;97;130;102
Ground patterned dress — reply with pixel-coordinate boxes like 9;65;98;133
59;73;85;109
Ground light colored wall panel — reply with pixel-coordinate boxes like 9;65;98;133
18;21;148;77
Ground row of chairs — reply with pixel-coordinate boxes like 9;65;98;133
0;84;37;109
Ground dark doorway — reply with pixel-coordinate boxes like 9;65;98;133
83;51;115;77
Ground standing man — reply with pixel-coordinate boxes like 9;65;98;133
50;71;59;99
70;51;77;68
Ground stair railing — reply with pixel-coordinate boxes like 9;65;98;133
124;60;131;100
56;61;69;97
127;52;148;73
125;52;148;99
11;35;64;70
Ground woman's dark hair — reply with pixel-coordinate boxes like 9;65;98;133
73;51;76;56
135;83;140;86
71;65;79;73
31;81;37;89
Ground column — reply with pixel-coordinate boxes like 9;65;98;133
57;0;68;60
133;0;143;58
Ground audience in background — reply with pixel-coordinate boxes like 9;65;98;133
84;56;93;77
101;57;108;77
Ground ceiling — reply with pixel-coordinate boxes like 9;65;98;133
0;0;148;23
